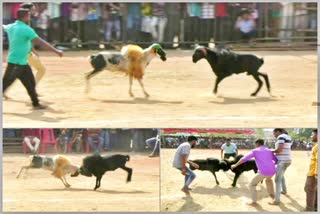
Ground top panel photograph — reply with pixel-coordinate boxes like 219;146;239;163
2;2;317;128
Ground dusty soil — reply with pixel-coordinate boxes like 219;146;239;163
2;50;317;128
2;153;159;212
161;149;310;212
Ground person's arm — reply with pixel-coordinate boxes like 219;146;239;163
235;17;241;29
231;151;253;170
235;148;238;155
187;160;199;169
180;154;188;175
31;47;39;57
221;144;224;159
272;152;278;164
231;159;244;170
273;138;285;153
32;37;63;57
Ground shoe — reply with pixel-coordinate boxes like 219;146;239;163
268;201;280;205
33;104;47;110
181;188;190;195
281;191;287;195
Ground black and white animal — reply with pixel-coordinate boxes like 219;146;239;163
16;155;79;187
192;46;271;96
189;154;258;187
72;154;132;191
85;43;167;97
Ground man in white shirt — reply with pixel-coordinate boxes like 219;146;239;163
269;128;292;205
173;135;199;195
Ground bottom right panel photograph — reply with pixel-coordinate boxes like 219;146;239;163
160;128;317;212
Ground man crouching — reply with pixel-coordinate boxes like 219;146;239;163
172;136;199;195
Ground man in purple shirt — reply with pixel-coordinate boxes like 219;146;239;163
231;139;277;206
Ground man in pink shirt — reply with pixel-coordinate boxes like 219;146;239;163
231;139;278;206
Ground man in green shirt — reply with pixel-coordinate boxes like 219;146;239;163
3;8;63;109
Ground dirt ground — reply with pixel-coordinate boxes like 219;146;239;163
161;149;310;212
2;153;159;212
2;50;317;128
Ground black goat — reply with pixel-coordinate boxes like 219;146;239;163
192;46;271;96
189;158;228;185
224;154;258;187
189;155;258;187
72;154;132;190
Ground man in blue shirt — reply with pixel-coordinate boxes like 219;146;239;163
221;138;238;159
3;9;63;109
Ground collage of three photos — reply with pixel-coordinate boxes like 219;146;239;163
1;1;318;213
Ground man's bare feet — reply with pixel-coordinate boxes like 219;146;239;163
281;191;287;195
269;194;275;199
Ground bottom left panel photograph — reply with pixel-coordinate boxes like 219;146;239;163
2;128;160;212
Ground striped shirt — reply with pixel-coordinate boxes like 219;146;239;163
275;134;292;161
200;3;215;19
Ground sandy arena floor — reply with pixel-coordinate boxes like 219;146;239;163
2;50;317;128
2;153;159;212
161;149;310;212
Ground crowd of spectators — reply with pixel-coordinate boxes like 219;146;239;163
161;135;314;151
2;2;316;49
3;128;158;153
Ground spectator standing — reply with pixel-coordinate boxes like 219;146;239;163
150;3;167;43
60;3;72;42
125;3;141;42
36;3;50;41
199;3;215;46
85;3;100;48
279;2;294;43
87;129;104;153
77;3;88;44
47;2;61;43
56;128;70;153
104;3;122;42
183;3;201;48
304;129;318;211
70;3;80;37
269;3;282;37
102;129;112;151
215;3;228;42
164;3;182;48
140;3;153;43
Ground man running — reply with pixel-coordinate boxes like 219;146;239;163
3;9;63;109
